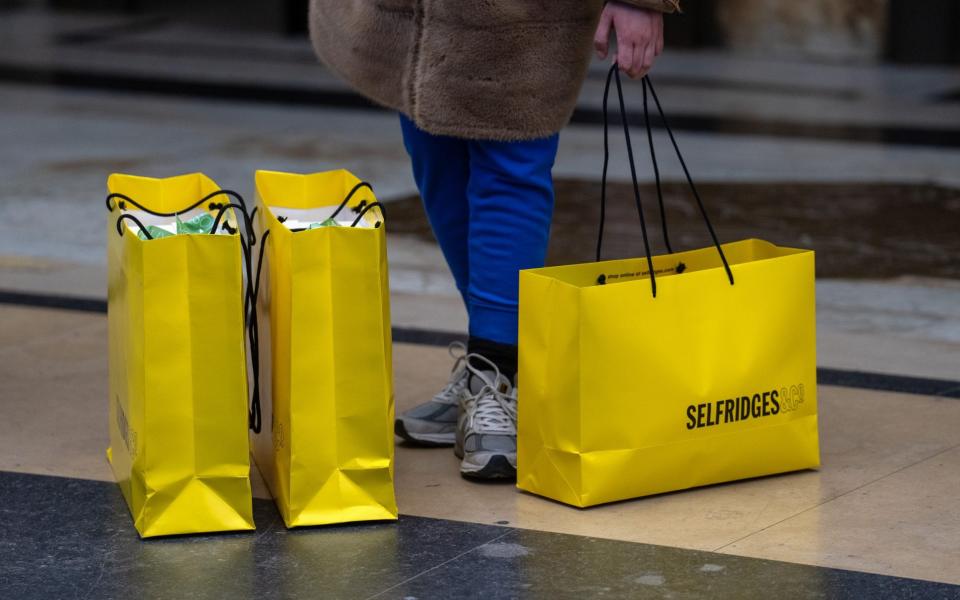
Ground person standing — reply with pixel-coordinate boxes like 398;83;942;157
309;0;676;479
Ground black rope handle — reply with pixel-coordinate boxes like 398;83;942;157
267;181;375;231
286;202;385;231
350;201;385;228
106;189;248;216
598;64;658;297
596;63;613;264
643;77;734;286
210;202;257;244
327;181;375;221
106;188;255;246
244;228;272;434
643;78;672;254
115;214;153;239
212;200;266;433
252;229;270;307
597;64;735;296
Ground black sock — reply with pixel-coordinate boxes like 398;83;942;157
467;336;518;381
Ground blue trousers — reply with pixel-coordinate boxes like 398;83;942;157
400;115;559;346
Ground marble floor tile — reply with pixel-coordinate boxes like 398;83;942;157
719;446;960;585
2;472;957;600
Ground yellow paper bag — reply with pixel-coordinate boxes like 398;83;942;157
517;240;819;507
251;169;397;528
517;70;819;507
106;173;255;537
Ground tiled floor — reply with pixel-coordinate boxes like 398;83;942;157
1;303;959;593
4;472;959;600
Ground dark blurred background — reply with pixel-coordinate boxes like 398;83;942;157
1;0;958;379
34;0;960;64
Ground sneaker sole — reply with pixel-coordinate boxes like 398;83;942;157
460;455;516;481
394;419;455;447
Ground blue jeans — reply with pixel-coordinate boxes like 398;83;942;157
400;115;559;346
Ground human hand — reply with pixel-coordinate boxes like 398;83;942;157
594;2;664;79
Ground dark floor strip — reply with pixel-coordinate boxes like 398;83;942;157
391;326;465;347
584;70;863;101
817;367;960;399
570;106;960;148
2;471;957;600
937;89;960;103
0;289;107;313
2;62;959;149
0;289;466;346
53;15;169;46
0;63;380;111
80;37;323;65
2;289;957;399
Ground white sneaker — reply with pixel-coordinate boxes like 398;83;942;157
395;342;469;446
455;354;517;480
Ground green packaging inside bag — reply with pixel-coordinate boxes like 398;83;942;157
308;218;340;229
139;226;173;240
177;213;215;234
136;213;217;240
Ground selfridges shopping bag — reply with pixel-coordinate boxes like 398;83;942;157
106;173;256;536
516;68;820;508
251;169;397;528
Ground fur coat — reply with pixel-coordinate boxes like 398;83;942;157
309;0;679;141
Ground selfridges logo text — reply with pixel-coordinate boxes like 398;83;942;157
686;384;806;430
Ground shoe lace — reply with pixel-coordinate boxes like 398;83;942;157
471;388;517;434
464;353;517;434
434;341;468;403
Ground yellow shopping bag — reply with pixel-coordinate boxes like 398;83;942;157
516;70;819;508
251;169;397;528
106;173;255;537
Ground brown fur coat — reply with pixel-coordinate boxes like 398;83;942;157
309;0;678;141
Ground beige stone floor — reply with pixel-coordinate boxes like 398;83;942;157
1;305;958;585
